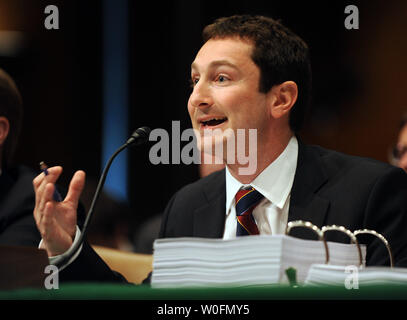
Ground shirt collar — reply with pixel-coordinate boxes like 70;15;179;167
225;135;298;213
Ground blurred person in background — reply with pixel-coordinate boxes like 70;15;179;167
0;68;40;246
389;113;407;172
0;68;86;248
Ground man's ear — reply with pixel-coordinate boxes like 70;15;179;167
268;81;298;119
0;116;10;146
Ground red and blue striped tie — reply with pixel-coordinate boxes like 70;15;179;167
235;187;263;236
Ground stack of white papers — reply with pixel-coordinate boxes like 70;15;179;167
151;235;366;288
305;264;407;287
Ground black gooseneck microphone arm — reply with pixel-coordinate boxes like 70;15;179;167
54;126;151;268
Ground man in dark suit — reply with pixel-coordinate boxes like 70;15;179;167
0;68;41;246
390;112;407;173
33;15;407;282
0;69;85;250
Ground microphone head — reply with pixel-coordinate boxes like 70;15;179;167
133;126;151;139
127;126;151;146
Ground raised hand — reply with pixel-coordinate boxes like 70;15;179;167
33;166;86;257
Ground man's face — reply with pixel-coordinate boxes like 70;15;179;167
188;37;270;159
396;124;407;172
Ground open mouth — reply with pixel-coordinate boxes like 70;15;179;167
200;117;228;127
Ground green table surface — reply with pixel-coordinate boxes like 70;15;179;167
1;283;407;300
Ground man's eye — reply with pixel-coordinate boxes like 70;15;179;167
190;78;199;88
216;75;228;83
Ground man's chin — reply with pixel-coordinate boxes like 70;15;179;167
197;134;230;163
200;144;225;165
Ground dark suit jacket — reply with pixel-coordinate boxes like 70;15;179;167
159;141;407;267
0;166;40;246
64;141;407;282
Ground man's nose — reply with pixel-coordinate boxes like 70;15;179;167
189;82;213;109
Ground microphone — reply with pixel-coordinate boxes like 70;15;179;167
53;126;151;268
126;126;151;146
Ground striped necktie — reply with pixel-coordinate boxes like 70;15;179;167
235;187;263;236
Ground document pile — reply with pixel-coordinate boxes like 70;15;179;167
151;234;365;288
305;264;407;286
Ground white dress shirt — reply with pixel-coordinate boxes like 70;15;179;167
223;135;298;239
39;226;83;271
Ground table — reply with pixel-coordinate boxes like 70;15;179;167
1;282;407;300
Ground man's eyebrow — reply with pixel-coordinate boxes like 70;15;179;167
191;60;239;71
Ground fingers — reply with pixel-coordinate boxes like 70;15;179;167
32;166;82;257
39;201;56;241
33;166;63;223
34;182;55;227
40;201;73;256
40;182;56;212
65;170;86;208
33;166;63;207
33;166;63;191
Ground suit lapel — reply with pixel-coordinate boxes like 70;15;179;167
193;170;226;238
288;140;330;230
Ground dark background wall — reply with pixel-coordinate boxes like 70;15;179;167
1;0;406;248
